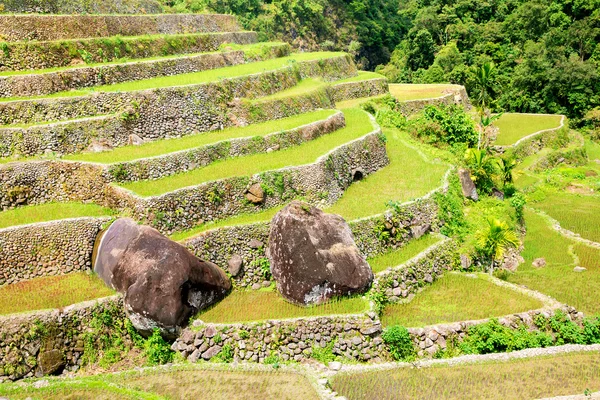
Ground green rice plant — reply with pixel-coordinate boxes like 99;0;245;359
381;273;543;328
367;235;442;273
0;272;115;315
194;290;369;324
0;202;115;229
493;113;563;146
389;83;462;102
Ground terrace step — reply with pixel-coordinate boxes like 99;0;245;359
0;42;291;98
0;14;242;42
0;31;259;72
0;0;163;14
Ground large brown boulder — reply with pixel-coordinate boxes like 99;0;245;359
93;218;231;338
268;201;373;305
458;168;479;201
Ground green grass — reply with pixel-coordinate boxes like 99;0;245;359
0;52;344;102
195;290;369;324
389;83;461;101
331;352;600;400
585;138;600;160
533;192;600;243
0;273;115;315
380;273;544;327
493;113;563;146
335;94;387;109
250;78;326;102
118;108;374;197
508;209;600;315
0;202;115;229
334;71;385;84
324;127;448;220
0;42;288;77
0;367;320;400
368;235;443;273
64;109;336;164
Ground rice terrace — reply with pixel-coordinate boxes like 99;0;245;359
0;0;598;398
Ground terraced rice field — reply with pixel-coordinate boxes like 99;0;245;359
508;210;600;315
367;235;442;273
380;273;544;327
389;84;462;101
493;113;563;146
0;202;115;229
195;290;369;324
0;273;114;315
331;352;600;400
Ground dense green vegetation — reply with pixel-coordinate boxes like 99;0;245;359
381;273;544;327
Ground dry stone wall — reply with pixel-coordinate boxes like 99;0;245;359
0;31;258;72
331;78;389;102
0;14;241;42
108;110;346;183
0;44;291;98
397;86;471;116
0;217;110;286
0;296;129;381
0;0;162;14
175;313;389;364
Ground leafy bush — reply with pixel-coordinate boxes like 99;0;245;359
382;325;415;361
145;329;174;365
459;319;552;354
434;174;468;238
408;105;478;148
311;341;336;363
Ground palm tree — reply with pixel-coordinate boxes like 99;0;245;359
474;62;496;148
465;148;500;193
479;112;503;149
476;217;520;275
498;156;517;187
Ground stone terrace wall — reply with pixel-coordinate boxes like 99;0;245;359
371;239;459;303
397;86;471;116
330;78;389;103
408;306;583;358
0;54;354;126
0;217;110;286
108;110;346;183
0;31;258;72
0;296;128;381
132;126;388;233
0;14;241;42
175;313;389;364
0;0;162;14
496;122;568;160
0;44;291;98
184;199;439;289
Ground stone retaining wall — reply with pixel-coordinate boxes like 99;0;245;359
0;54;354;127
0;31;258;72
108;110;346;183
0;14;241;42
408;306;583;358
0;296;129;381
0;217;110;286
183;199;440;289
174;313;389;364
0;0;162;14
131;125;389;233
397;86;471;116
499;124;569;161
331;78;389;103
0;43;291;98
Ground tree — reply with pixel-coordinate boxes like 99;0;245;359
465;148;499;194
474;62;497;148
407;29;435;71
498;155;517;187
476;217;520;275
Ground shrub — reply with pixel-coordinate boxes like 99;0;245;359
408;105;478;148
311;341;336;363
145;329;174;365
382;325;415;361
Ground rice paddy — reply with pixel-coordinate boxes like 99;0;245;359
493;113;563;146
367;235;443;273
0;202;115;229
0;273;115;315
331;351;600;400
195;289;369;324
389;83;462;102
380;273;544;328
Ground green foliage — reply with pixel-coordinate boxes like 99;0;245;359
311;340;336;363
382;325;415;361
144;329;174;366
475;217;520;273
509;192;527;222
464;148;500;195
250;257;271;280
434;174;468;238
214;344;234;363
408;105;478;148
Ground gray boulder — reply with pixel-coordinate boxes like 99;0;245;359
458;168;478;201
268;201;373;305
93;218;231;338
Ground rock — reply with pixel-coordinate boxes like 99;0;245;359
532;258;546;268
460;254;472;269
410;224;430;239
201;345;222;360
37;350;64;376
93;218;231;338
491;187;504;200
227;254;243;276
328;361;342;371
128;134;145;146
87;139;112;153
458;168;478;201
268;201;373;305
245;183;265;204
574;266;587;272
249;239;263;249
